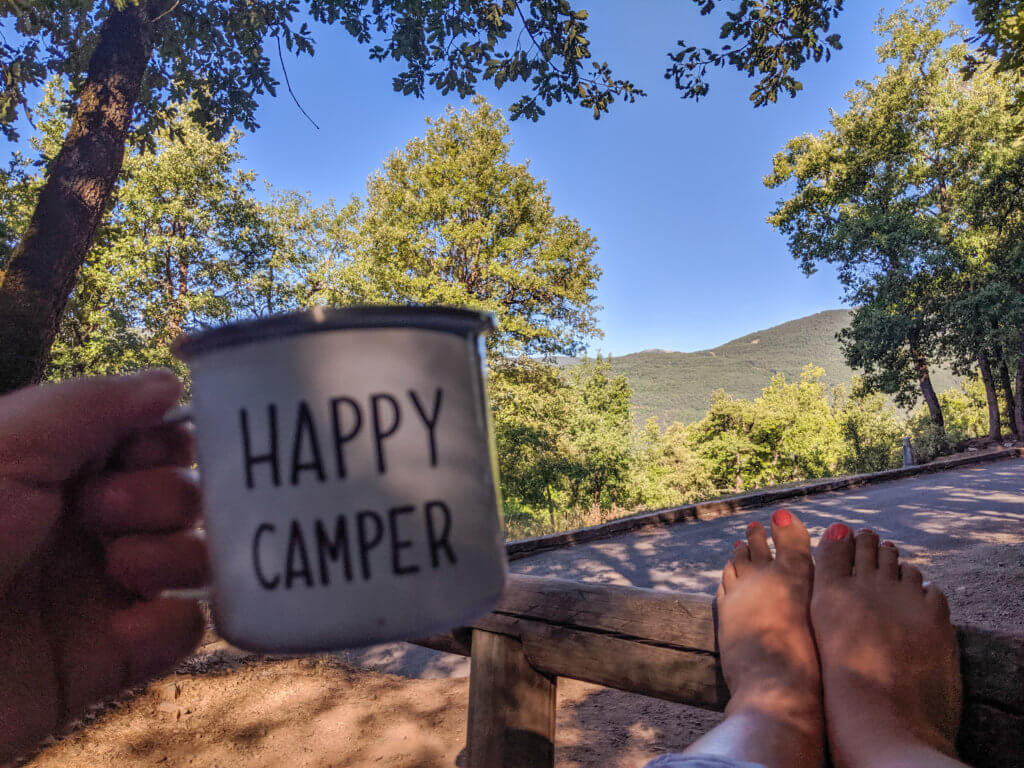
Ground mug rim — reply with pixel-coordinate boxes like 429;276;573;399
172;305;497;361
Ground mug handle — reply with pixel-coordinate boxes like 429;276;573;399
161;402;210;601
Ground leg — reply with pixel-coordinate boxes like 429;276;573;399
812;525;967;768
682;510;825;768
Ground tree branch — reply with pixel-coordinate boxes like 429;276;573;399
276;36;319;130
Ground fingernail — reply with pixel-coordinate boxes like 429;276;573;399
772;509;792;527
746;520;761;531
882;540;896;548
825;523;850;541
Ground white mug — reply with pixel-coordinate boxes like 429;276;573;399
171;306;506;652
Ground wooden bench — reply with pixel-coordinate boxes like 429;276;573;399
414;574;1024;768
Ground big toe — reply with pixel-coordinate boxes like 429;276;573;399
770;508;812;567
815;521;854;582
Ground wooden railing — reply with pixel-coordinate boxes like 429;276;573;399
414;574;1024;768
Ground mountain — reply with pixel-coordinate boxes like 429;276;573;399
566;310;957;426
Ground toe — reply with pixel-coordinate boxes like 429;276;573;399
746;520;772;564
900;563;924;590
925;584;951;619
878;540;899;579
854;528;880;575
733;540;752;574
719;557;736;596
815;522;854;582
769;508;812;568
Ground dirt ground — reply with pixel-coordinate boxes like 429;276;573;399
22;648;722;768
22;538;1024;768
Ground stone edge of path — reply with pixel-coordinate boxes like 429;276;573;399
505;447;1024;561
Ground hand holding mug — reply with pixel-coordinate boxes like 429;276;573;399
0;371;208;762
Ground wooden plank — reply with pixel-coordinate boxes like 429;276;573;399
410;627;472;657
466;629;556;768
412;574;1024;768
474;612;728;711
959;625;1024;713
958;702;1024;768
493;574;716;652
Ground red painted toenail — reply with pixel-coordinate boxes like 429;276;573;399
772;509;792;527
746;520;761;531
825;523;850;541
858;528;875;535
734;540;743;548
882;540;896;548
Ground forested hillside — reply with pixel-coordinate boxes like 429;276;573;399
562;310;957;425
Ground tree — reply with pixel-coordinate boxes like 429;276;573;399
632;419;715;511
954;89;1024;437
750;365;841;483
0;0;645;392
766;1;1021;434
671;0;1024;105
490;358;571;529
340;99;601;359
0;83;346;380
688;389;764;493
559;358;635;516
833;378;904;474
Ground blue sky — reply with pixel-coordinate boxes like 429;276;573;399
9;1;974;356
235;1;972;356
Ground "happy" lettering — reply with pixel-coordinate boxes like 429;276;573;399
238;388;444;489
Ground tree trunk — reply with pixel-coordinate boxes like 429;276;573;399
912;354;944;433
1016;332;1024;439
978;351;1002;441
996;352;1018;438
0;1;159;393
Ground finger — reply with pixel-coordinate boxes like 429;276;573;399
76;467;201;535
0;370;183;484
106;532;210;598
113;423;194;471
111;598;205;684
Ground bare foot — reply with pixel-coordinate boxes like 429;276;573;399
811;524;965;768
683;510;824;768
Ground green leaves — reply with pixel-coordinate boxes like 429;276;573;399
0;0;645;148
667;0;845;106
766;1;1024;430
346;97;601;358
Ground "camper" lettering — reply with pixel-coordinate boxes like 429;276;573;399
250;500;457;590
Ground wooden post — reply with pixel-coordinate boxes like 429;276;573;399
466;628;557;768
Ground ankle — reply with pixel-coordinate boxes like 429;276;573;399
727;685;824;736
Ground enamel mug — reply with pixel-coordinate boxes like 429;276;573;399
172;306;506;652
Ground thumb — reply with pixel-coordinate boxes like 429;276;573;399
0;370;184;485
